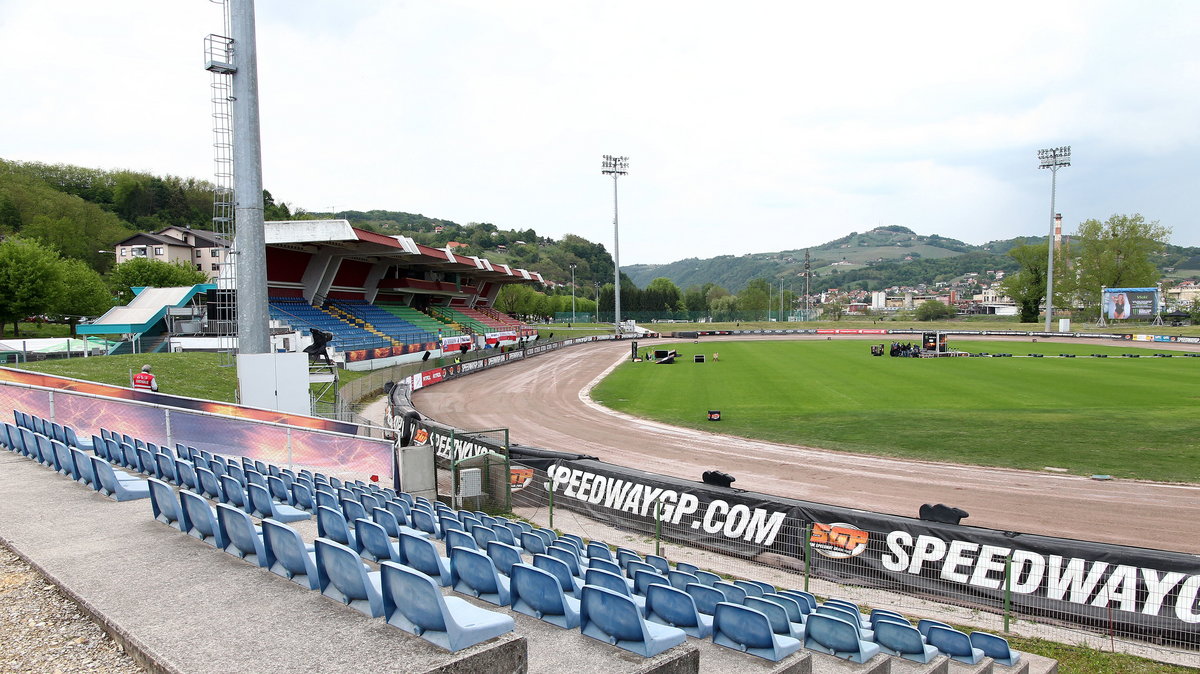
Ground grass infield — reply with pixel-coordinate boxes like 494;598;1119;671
591;339;1200;483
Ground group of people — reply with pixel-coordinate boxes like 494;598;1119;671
869;342;922;358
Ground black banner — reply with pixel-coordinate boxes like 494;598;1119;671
512;447;1200;645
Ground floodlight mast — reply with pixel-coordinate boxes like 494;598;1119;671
1037;146;1070;332
601;155;628;330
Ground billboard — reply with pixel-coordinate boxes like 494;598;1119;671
1104;288;1159;320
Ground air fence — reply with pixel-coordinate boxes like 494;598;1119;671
385;330;1200;664
0;370;393;489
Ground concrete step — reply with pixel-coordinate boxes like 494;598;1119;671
808;651;891;674
948;657;993;674
1017;652;1057;674
891;655;949;674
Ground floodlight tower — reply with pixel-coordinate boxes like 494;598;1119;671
601;155;628;330
1037;146;1070;331
570;263;577;324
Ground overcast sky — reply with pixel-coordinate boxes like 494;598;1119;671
3;1;1197;265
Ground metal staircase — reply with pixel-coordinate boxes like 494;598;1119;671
205;1;237;365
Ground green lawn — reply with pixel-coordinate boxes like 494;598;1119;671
592;340;1200;482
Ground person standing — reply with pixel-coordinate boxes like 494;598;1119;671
132;364;158;392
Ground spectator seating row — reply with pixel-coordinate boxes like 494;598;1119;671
4;408;1023;667
328;300;438;345
268;298;390;351
375;304;458;337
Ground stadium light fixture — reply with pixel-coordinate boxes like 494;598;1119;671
601;155;629;330
1037;146;1070;332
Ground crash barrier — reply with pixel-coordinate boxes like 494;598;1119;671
673;327;1200;344
0;368;393;487
507;448;1200;652
387;331;1200;656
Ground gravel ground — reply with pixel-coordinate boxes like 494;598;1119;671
0;546;143;674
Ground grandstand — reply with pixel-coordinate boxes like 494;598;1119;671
258;219;540;366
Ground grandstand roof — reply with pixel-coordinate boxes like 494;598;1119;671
265;220;544;284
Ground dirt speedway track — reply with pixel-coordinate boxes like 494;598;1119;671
413;335;1200;554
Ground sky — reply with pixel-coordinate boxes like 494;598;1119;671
2;1;1198;266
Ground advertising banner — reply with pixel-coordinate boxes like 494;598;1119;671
512;448;1200;645
484;331;518;346
1104;288;1159;320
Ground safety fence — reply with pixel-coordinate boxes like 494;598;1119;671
0;372;393;488
506;452;1200;658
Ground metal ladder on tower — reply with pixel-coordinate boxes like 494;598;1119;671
205;0;237;366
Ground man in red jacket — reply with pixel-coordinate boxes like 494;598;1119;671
132;364;158;392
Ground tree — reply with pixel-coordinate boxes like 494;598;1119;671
1001;243;1048;323
54;259;114;336
915;300;956;321
108;258;209;303
0;238;65;338
643;277;682;312
1067;214;1171;310
822;300;845;321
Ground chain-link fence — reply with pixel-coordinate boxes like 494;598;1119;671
506;460;1200;664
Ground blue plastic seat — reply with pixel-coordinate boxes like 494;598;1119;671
381;561;515;652
179;489;228;548
317;505;357;548
261;519;320;590
247;483;310;523
685;582;727;616
632;569;669;597
581;585;687;657
874;620;939;663
451;546;511;606
532;554;583;598
558;532;583;549
195;466;224;500
91;456;150;501
926;625;985;664
470;524;498;549
625;559;658;582
155;453;178;484
816;605;873;640
712;580;747;604
586;541;614;562
530;528;555;546
871;613;911;630
219;475;251;512
547;545;586;578
584;568;645;614
825;598;871;628
51;441;75;478
779;589;817;614
916;618;953;639
644;554;670;575
667;570;698;590
645;583;713;638
136;448;158;479
341;498;367;523
485;541;523;578
804;613;881;664
398;532;452;586
588;557;625;580
745;596;804;639
70;447;98;489
148;478;187;530
216;503;267;566
267;475;294;505
615;547;642;570
869;608;908;628
760;593;806;625
970;631;1021;667
693;569;721;586
736;579;772;597
445;528;479;554
175;460;198;490
315;538;384;618
411;508;442;538
509;562;582;629
713;602;804;662
371;507;403;538
355;518;402;563
315;489;339;511
520;531;548;555
225;462;246;486
290;482;315;512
